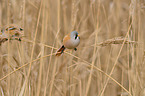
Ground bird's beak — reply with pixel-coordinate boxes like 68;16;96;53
78;34;80;39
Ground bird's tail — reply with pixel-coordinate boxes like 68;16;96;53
55;45;65;56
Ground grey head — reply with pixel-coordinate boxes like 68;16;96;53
70;31;80;40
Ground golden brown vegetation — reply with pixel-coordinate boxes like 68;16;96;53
0;0;145;96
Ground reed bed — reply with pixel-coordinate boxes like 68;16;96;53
0;0;145;96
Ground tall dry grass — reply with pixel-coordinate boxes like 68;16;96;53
0;0;145;96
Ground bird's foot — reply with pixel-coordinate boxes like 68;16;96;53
74;48;77;51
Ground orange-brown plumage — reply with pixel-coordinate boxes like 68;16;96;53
63;34;70;44
55;45;66;56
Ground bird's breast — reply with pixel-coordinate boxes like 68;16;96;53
63;37;80;49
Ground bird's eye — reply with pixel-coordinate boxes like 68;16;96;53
20;28;23;31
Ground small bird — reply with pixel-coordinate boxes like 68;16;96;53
56;31;80;56
1;25;23;41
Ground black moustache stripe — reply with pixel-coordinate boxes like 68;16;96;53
75;34;78;39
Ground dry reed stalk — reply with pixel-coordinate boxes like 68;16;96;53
98;37;136;47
